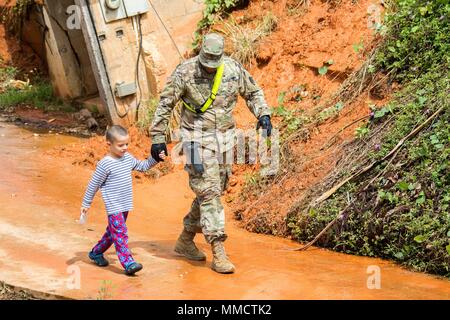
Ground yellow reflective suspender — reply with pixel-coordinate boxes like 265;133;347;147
182;63;225;114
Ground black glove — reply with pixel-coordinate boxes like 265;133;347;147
256;115;273;137
183;141;204;174
151;143;168;162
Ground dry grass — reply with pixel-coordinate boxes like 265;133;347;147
0;282;38;300
136;98;159;134
222;12;278;67
287;0;311;16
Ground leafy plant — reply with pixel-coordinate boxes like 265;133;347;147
272;91;306;135
287;0;450;277
193;0;242;48
370;105;393;120
352;41;364;54
318;59;334;76
375;0;449;81
0;78;75;112
317;101;345;122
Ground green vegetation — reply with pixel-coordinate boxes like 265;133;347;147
0;65;75;112
287;0;450;277
136;98;158;132
376;0;449;82
193;1;275;67
193;0;242;48
318;59;334;76
197;0;240;30
272;91;308;136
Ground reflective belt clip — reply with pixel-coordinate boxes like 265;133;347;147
183;63;224;114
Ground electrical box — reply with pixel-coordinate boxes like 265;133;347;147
100;0;127;23
123;0;150;17
115;82;137;98
100;0;149;23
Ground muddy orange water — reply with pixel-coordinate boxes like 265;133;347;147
0;119;449;300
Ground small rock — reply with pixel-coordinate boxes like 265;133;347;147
79;108;92;120
229;179;238;187
86;117;99;130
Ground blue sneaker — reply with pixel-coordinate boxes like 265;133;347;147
125;262;143;276
89;251;109;267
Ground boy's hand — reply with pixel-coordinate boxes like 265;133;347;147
79;207;89;224
159;151;167;161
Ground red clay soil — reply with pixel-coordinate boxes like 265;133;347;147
0;23;41;73
2;122;450;299
13;105;75;126
221;0;386;233
229;0;382;126
0;0;43;75
48;126;175;182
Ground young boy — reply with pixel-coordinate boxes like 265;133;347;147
81;125;166;275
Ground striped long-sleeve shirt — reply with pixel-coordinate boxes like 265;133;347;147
82;152;158;215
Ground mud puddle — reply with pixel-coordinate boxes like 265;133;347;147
0;120;449;300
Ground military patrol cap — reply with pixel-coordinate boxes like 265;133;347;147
199;33;224;68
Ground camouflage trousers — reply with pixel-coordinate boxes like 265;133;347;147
183;151;232;244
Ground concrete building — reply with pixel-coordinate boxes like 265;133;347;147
23;0;204;126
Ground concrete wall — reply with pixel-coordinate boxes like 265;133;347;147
24;0;203;125
79;0;203;125
42;0;98;99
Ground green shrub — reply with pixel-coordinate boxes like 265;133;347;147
192;0;242;48
287;0;450;277
0;80;75;112
376;0;450;81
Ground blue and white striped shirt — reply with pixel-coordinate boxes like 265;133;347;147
82;152;158;215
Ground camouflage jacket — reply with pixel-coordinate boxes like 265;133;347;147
150;56;271;152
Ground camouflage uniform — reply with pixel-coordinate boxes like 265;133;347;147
150;35;271;244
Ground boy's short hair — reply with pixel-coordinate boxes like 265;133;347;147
106;125;128;142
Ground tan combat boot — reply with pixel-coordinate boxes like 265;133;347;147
211;240;235;274
174;229;206;261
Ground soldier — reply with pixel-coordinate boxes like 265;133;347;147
149;33;272;274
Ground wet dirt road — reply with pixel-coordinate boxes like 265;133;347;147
0;119;449;300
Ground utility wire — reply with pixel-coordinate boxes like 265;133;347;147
148;0;184;60
135;14;144;121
